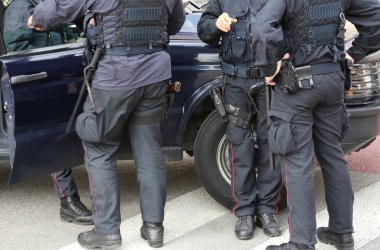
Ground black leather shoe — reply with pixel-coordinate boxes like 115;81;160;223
266;241;315;250
256;213;282;237
235;215;255;240
78;229;122;249
317;227;354;250
140;221;164;248
60;195;93;225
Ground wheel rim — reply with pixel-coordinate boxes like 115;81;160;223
216;134;231;185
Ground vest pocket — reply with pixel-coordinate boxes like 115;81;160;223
267;110;296;155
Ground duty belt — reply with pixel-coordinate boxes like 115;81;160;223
103;45;165;56
221;62;264;79
295;62;342;87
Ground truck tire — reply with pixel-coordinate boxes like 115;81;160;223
194;110;287;210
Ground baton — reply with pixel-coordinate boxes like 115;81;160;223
265;83;275;171
64;48;102;134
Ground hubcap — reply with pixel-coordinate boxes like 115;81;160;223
216;134;231;185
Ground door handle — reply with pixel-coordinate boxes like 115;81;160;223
10;72;48;84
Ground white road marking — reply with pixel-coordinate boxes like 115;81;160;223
252;181;380;250
59;188;230;250
59;181;380;250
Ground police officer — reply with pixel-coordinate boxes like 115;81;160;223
3;0;92;225
28;0;185;248
197;0;283;240
252;0;380;249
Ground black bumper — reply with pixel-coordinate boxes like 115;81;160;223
343;102;380;154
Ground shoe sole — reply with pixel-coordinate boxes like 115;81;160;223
234;230;254;240
235;234;254;240
256;219;282;237
78;240;122;249
60;214;93;225
317;234;354;250
140;231;163;248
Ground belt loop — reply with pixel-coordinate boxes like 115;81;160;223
232;65;237;76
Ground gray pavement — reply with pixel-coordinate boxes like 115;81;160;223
1;139;380;250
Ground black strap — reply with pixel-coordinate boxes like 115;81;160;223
295;62;342;88
224;104;253;130
225;104;252;121
311;62;341;75
221;62;264;79
103;45;165;56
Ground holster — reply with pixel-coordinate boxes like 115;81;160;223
274;59;299;94
210;88;226;117
342;59;352;90
164;81;181;119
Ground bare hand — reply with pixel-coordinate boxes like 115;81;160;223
216;13;237;32
266;53;290;85
27;15;44;31
345;53;354;66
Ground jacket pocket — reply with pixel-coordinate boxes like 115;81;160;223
75;107;105;143
267;110;296;155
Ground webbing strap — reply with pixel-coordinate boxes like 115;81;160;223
225;104;253;130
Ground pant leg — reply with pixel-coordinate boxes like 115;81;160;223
127;81;168;223
128;122;166;222
84;140;120;234
51;169;78;199
224;76;257;216
270;86;318;246
254;86;282;214
312;72;354;234
81;87;137;234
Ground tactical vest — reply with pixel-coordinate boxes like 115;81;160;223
284;0;346;57
93;0;169;56
220;0;257;67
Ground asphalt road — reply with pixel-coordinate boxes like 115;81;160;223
0;138;379;250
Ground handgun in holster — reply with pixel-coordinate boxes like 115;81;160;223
210;87;226;117
275;59;299;94
164;80;181;119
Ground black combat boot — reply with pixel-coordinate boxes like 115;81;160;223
317;227;354;250
78;229;122;249
266;241;315;250
60;194;93;225
256;213;283;237
235;215;255;240
140;221;164;248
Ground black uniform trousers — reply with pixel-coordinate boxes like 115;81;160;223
81;81;168;234
269;71;354;245
51;169;78;199
224;75;282;217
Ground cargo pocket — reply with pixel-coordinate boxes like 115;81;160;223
267;110;296;155
75;107;105;143
341;107;350;139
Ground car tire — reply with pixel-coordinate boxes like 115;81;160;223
194;110;287;210
194;110;234;208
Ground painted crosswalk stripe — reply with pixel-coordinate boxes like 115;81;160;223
252;181;380;250
59;181;380;250
59;188;230;250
